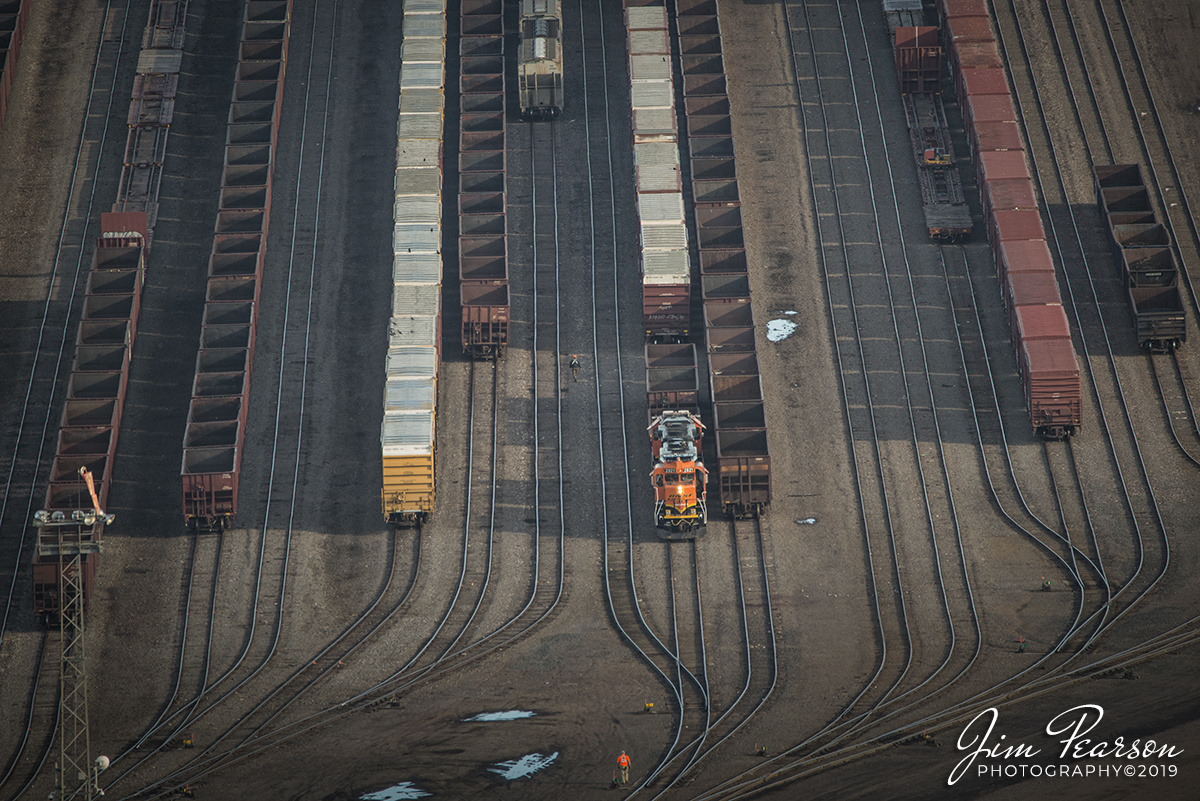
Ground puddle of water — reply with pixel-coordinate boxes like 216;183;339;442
782;310;798;315
359;781;431;800
767;319;799;342
796;517;817;525
488;751;559;780
463;710;536;722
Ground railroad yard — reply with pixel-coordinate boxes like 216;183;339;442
1;0;1199;799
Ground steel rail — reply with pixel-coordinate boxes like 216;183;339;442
790;0;913;718
640;6;784;788
779;1;988;747
0;632;54;799
1041;0;1200;466
1169;351;1200;449
0;2;136;795
648;517;779;797
1149;357;1200;467
657;542;713;790
694;174;1192;790
997;0;1170;644
700;3;960;781
122;37;583;797
104;2;341;794
688;238;1183;797
692;0;1195;781
1105;0;1200;321
777;0;890;735
138;358;484;796
701;0;983;771
583;0;701;793
1021;0;1195;653
0;0;130;647
836;0;971;711
117;529;224;761
689;0;1115;790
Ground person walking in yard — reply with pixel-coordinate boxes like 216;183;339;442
616;750;631;785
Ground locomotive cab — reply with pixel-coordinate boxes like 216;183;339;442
649;411;707;534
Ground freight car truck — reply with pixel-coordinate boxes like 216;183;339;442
1129;286;1186;353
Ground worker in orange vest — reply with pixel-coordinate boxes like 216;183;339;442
616;750;631;785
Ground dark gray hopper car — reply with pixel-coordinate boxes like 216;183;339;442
1094;164;1187;352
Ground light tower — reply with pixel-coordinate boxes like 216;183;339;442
33;467;111;799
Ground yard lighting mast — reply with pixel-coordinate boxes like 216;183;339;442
33;467;112;799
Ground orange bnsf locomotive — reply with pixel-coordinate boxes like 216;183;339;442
649;410;707;536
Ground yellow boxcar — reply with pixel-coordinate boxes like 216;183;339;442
381;409;435;526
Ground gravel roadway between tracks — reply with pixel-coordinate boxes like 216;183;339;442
1;1;1198;800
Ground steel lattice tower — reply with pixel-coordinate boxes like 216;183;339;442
57;534;94;800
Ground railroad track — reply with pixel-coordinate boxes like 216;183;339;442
120;1;783;790
677;1;1067;794
994;0;1174;637
616;0;810;793
7;4;456;797
579;0;702;782
5;1;1197;798
1152;353;1200;463
1036;0;1200;465
783;0;976;723
77;2;337;793
97;9;583;793
1096;0;1200;319
0;633;57;799
574;0;751;793
641;518;779;797
0;0;130;637
0;1;154;795
675;2;1197;795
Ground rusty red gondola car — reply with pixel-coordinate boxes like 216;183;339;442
33;216;147;623
183;1;294;532
1094;164;1185;352
938;0;1082;438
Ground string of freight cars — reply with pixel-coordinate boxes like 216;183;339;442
885;5;973;240
32;0;191;624
181;2;294;533
673;0;772;520
381;0;446;528
938;0;1083;439
626;0;772;541
459;0;510;360
624;1;708;538
1093;164;1186;352
25;2;187;796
